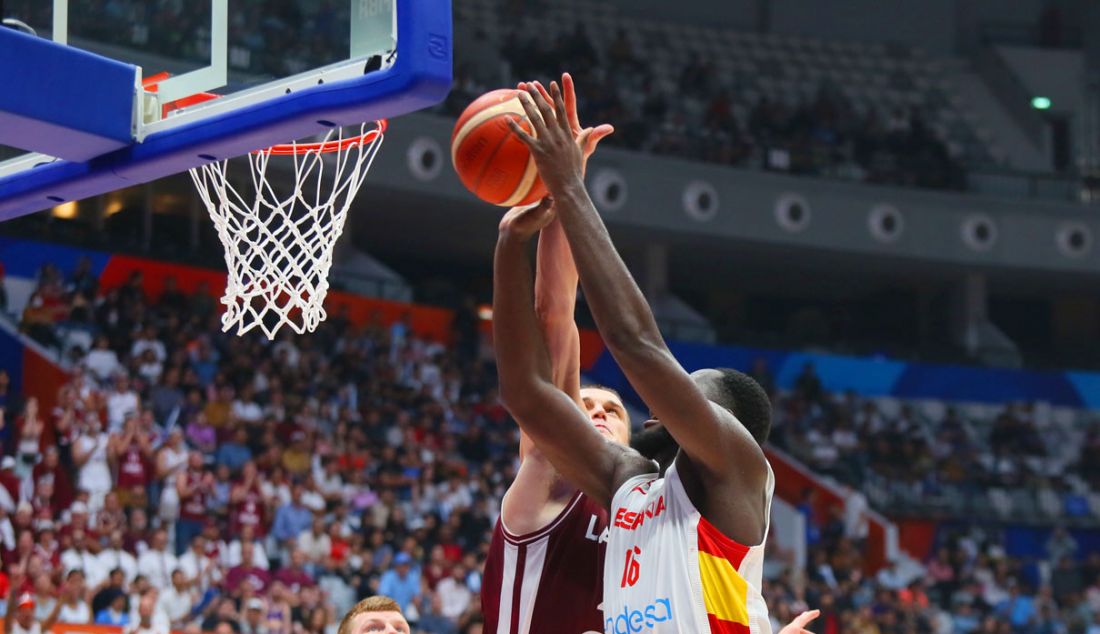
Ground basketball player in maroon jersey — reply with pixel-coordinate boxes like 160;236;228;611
481;79;618;634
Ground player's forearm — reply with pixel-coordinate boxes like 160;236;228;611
534;220;579;322
493;233;556;421
536;220;582;403
552;178;665;352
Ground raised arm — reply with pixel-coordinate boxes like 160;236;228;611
507;77;767;482
518;79;612;462
494;202;651;508
515;217;581;464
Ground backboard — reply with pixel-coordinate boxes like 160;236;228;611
0;0;452;220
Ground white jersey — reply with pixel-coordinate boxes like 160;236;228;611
602;461;773;634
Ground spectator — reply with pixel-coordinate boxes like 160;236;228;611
84;336;122;383
136;529;178;591
436;565;472;622
98;530;139;584
177;534;221;592
378;552;420;614
72;413;112;511
5;567;63;634
216;427;253;471
273;549;315;594
416;593;456;634
225;542;271;595
795;362;824;404
126;591;168;634
1047;528;1078;565
271;484;312;547
175;452;213;554
0;458;19;512
239;598;268;634
224;529;270;571
297;515;331;569
61;531;107;587
94;590;130;626
157;570;193;628
91;568;127;616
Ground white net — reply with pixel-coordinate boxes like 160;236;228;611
189;122;385;340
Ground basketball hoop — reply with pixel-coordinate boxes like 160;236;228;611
189;120;386;339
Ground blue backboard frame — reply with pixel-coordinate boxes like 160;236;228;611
0;0;452;221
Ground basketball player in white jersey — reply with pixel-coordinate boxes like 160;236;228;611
494;77;775;633
482;78;626;634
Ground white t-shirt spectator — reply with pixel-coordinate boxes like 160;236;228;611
137;361;163;384
57;600;92;624
75;431;112;506
436;577;472;620
62;548;109;588
128;606;170;634
301;488;326;513
297;530;331;563
85;350;121;382
131;338;167;364
177;548;224;590
137;548;179;590
222;541;270;570
98;547;139;584
158;586;193;625
106;389;140;432
231;399;263;423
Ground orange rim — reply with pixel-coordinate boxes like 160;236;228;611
258;119;388;156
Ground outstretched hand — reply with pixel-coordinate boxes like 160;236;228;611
779;609;821;634
507;80;602;195
499;197;556;241
517;74;614;172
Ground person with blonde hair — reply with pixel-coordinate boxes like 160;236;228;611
337;596;409;634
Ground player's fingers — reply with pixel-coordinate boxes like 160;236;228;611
505;117;536;147
562;72;581;133
589;123;615;146
791;610;820;627
530;80;553;106
515;92;548;139
549;81;571;136
532;195;554;214
526;85;558;132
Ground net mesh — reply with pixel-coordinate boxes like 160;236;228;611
189;122;384;339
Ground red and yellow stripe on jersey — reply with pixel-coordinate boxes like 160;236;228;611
697;516;752;634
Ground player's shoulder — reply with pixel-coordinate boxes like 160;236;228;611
499;489;587;543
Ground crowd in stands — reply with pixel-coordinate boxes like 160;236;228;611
756;361;1100;632
5;261;1100;634
6;260;499;634
767;508;1100;634
445;22;966;191
760;360;1099;524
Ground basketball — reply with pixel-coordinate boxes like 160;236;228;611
451;88;547;207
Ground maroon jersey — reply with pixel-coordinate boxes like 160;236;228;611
482;491;608;634
179;473;207;521
230;483;267;537
116;442;149;489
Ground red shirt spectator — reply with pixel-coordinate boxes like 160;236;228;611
31;447;74;512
